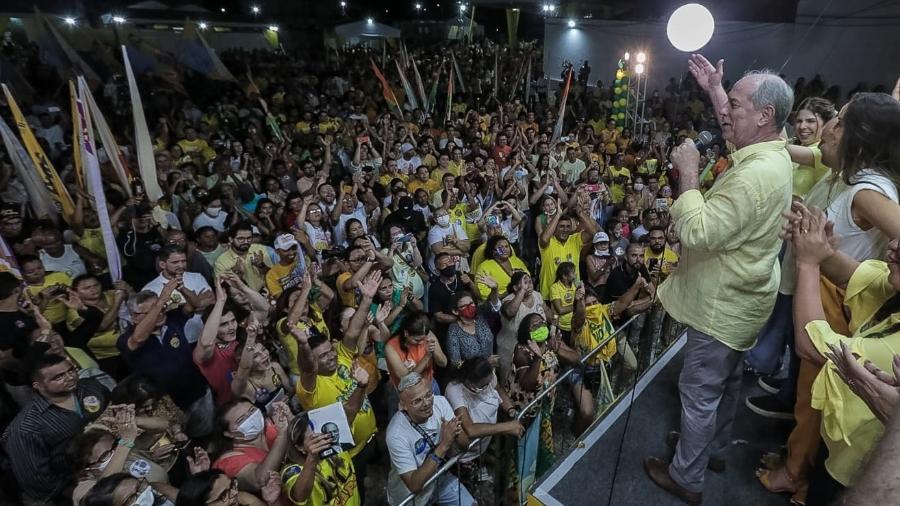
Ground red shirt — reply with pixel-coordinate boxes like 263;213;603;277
194;341;238;406
214;422;279;477
491;145;512;168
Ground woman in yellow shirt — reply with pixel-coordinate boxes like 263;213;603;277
281;412;360;506
67;274;129;378
475;236;529;301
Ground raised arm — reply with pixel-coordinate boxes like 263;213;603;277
193;278;226;365
687;54;729;128
127;280;177;351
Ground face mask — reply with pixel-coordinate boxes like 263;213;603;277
585;304;606;322
436;215;451;227
236;408;265;439
458;303;477;319
132;486;171;506
634;183;644;191
94;451;114;472
594;247;609;257
545;207;557;216
206;206;222;217
439;265;457;278
530;325;549;343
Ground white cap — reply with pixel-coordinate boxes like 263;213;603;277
401;142;415;153
592;231;610;244
274;233;299;250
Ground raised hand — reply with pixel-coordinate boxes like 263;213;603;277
475;272;498;290
351;360;370;387
290;325;310;345
260;470;282;505
303;432;333;463
186;447;211;474
687;54;724;92
358;270;382;299
270;401;293;431
214;276;227;302
790;203;835;266
160;278;179;300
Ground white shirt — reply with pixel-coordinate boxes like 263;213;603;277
40;245;87;279
397;155;423;175
828;170;899;262
386;395;456;505
333;202;368;246
192;211;228;232
142;272;211;343
445;376;501;462
427;222;469;274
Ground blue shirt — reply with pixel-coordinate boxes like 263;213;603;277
117;310;209;408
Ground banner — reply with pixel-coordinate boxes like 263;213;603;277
177;21;237;81
0;234;20;278
427;63;443;114
492;51;499;98
467;5;477;43
506;8;520;48
76;77;122;282
121;46;164;203
395;60;418;110
449;50;466;94
524;53;532;106
411;59;428;111
516;410;542;505
1;84;74;219
82;80;133;195
124;36;187;95
68;81;84;191
551;69;574;144
263;27;279;49
445;67;454;125
40;9;101;83
370;58;403;119
0;115;58;221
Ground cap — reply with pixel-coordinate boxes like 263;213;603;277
274;233;299;250
592;232;610;244
401;143;414;153
0;205;21;220
398;196;414;210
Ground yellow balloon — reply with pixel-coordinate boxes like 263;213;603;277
614;87;622;94
617;113;625;120
615;70;625;80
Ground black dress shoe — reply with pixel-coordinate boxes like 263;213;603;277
666;431;726;473
643;456;703;506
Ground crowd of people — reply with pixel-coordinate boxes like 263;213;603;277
0;24;899;506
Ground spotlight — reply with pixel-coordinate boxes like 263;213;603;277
340;1;347;6
251;5;260;14
541;4;549;12
220;7;226;12
623;52;630;61
548;4;556;12
459;4;467;12
63;17;77;26
634;63;645;75
366;17;374;24
567;19;575;28
268;25;278;32
636;52;646;63
198;21;208;29
667;3;715;52
415;3;422;10
112;15;126;23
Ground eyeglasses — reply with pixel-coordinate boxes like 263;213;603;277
206;478;239;504
409;390;434;409
49;366;78;383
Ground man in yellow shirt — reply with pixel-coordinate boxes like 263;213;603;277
538;206;599;298
214;222;272;292
294;274;378;500
643;227;679;280
407;166;440;196
644;56;794;504
266;234;307;299
177;127;215;165
379;159;408;188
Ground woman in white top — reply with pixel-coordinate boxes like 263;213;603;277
758;92;900;502
497;271;553;383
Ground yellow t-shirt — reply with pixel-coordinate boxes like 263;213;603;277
336;272;357;308
608;166;631;204
177;138;215;163
379;173;408;187
573;305;617;366
407;178;440;196
475;257;528;300
78;228;106;259
280;454;359;506
214;245;273;293
277;312;332;377
539;234;584;298
470;243;487;273
549;281;576;331
792;144;829;198
295;342;377;457
266;260;304;299
67;291;120;359
644;247;680;277
28;272;72;325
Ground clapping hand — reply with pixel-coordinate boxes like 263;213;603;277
789;203;836;266
825;341;900;424
351;360;370;388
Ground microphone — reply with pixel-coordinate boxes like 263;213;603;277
694;131;714;150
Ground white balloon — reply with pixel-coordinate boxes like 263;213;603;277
667;3;715;52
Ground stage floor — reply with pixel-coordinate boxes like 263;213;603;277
531;337;795;506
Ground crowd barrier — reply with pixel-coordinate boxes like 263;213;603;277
396;302;684;506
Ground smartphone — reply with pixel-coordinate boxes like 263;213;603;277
648;258;660;272
357;135;370;144
486;215;499;226
654;198;668;210
585;183;600;193
397;233;414;243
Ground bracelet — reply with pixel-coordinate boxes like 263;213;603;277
118;438;135;449
428;453;446;466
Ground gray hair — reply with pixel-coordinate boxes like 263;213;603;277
744;70;795;130
397;372;424;393
127;290;160;314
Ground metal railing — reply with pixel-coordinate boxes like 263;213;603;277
394;314;641;506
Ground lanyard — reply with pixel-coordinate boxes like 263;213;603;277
404;412;438;455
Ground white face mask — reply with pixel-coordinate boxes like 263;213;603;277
132;486;171;506
634;183;644;191
436;215;451;227
206;206;222;217
236;408;265;439
94;451;114;472
594;247;609;256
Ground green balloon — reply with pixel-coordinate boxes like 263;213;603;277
614;87;621;94
617;126;624;132
617;113;625;120
617;99;626;107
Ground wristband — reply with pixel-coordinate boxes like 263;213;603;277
428;453;446;466
118;438;135;449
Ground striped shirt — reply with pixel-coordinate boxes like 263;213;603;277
2;378;109;502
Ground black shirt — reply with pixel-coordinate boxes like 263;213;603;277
604;263;650;304
117;227;165;288
2;378;109;502
0;309;36;358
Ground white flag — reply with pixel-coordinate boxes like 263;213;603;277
121;45;163;202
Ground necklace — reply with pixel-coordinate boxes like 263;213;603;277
441;276;458;292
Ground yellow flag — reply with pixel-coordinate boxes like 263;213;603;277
68;81;84;192
1;84;75;219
